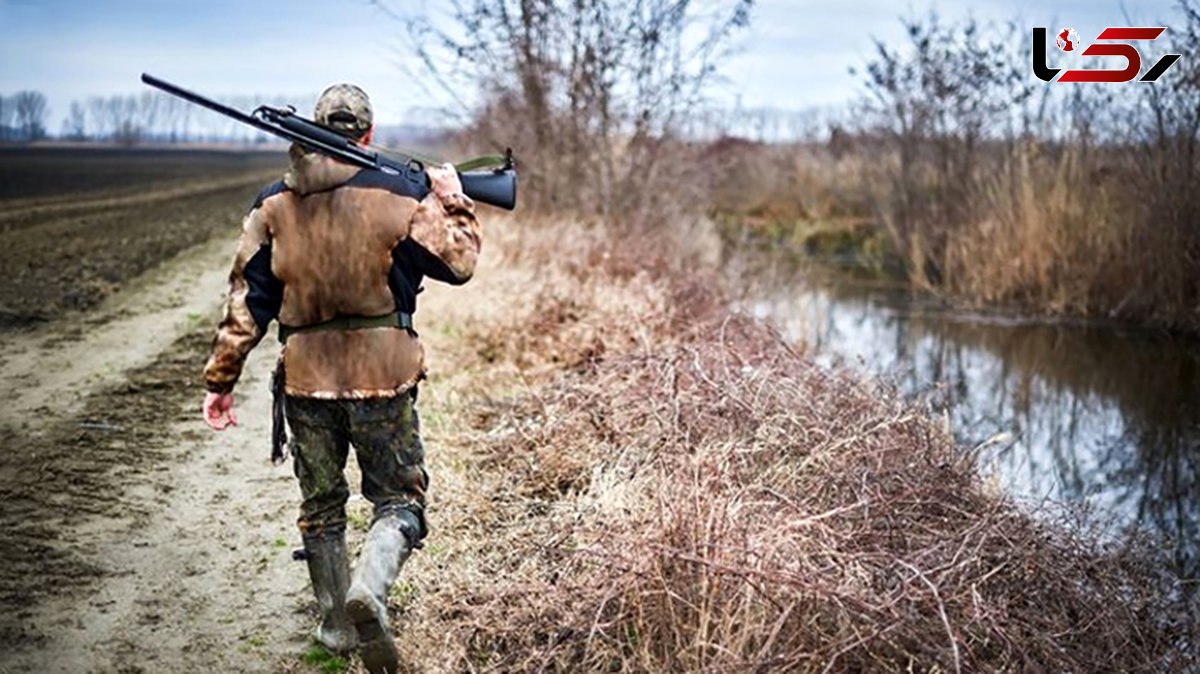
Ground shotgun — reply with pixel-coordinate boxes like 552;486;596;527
140;73;517;210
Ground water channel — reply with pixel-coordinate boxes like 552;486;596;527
729;249;1200;579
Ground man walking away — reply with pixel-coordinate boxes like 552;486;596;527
201;83;482;674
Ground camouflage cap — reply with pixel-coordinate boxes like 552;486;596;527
314;83;373;137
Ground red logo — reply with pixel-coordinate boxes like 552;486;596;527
1033;27;1181;83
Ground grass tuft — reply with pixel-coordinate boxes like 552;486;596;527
302;644;348;673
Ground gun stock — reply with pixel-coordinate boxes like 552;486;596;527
460;168;517;211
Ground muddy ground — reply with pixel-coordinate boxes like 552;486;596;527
0;148;281;326
0;147;283;203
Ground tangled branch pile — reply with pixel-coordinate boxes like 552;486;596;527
429;225;1197;672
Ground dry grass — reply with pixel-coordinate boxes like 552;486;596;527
393;221;1196;673
710;135;1200;332
372;8;1200;669
941;142;1199;326
701;6;1200;333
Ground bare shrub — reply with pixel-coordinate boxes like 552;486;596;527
379;0;751;229
432;225;1197;673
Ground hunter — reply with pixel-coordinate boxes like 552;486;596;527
200;83;481;674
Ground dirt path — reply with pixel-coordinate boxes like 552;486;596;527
0;219;525;673
0;209;316;669
0;235;231;425
3;333;310;674
0;227;311;672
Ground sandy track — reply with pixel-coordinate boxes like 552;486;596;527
3;334;311;674
0;232;315;672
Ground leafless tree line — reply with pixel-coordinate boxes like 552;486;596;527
682;104;845;143
3;84;819;147
68;92;314;145
2;89;316;145
0;91;50;141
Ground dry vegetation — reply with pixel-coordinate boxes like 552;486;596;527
399;221;1197;672
712;4;1200;332
366;2;1200;671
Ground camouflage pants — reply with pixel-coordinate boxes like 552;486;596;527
285;390;428;541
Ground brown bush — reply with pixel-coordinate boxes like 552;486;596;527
436;225;1197;672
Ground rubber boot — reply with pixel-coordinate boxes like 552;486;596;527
345;509;418;674
303;530;357;653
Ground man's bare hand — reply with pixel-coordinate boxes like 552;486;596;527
203;391;237;431
427;163;464;200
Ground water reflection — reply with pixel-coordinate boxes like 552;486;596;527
732;258;1200;578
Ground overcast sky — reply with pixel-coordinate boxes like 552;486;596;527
0;0;1183;128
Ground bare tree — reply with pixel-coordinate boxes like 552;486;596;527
86;97;110;140
862;14;1030;286
13;90;49;141
107;95;141;145
0;95;11;141
160;95;184;142
383;0;752;224
137;92;160;142
65;100;87;140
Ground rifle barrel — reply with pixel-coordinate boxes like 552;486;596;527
140;74;273;135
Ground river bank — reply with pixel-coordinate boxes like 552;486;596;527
722;236;1200;582
707;128;1200;337
383;218;1196;672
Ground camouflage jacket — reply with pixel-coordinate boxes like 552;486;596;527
203;145;481;398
